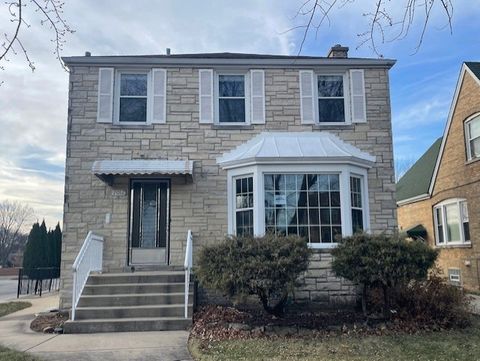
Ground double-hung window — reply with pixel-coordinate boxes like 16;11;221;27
434;199;470;246
465;114;480;160
317;75;346;123
117;72;149;123
350;176;364;233
217;74;247;123
235;176;254;237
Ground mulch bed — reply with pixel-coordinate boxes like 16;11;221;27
190;305;454;342
30;311;68;333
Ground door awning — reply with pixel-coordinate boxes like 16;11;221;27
405;224;427;239
217;132;376;169
92;160;194;184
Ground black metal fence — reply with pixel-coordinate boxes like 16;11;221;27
17;267;60;298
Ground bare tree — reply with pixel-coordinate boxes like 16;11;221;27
395;156;417;182
0;200;34;267
292;0;454;56
0;0;74;74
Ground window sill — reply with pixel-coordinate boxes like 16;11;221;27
313;124;355;130
212;124;254;130
466;157;480;165
111;123;155;129
435;242;472;249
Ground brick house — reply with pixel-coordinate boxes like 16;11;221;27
60;45;397;332
397;62;480;290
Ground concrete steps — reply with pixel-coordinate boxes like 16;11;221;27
64;270;194;333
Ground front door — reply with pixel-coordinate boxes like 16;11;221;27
129;180;170;265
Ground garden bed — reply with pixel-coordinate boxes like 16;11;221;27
30;311;68;333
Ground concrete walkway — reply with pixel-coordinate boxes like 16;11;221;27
469;293;480;315
0;294;193;361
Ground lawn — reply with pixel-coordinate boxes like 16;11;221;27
0;346;40;361
189;317;480;361
0;302;32;318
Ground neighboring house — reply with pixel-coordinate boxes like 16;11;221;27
397;62;480;290
60;45;397;333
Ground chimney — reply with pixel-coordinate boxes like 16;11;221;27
85;51;91;57
166;48;171;56
327;44;349;59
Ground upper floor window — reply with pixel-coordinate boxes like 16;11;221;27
218;75;246;123
317;75;346;123
118;73;149;123
465;114;480;161
434;199;470;246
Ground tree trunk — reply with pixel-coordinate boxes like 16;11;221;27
361;283;368;318
382;284;390;320
258;290;289;317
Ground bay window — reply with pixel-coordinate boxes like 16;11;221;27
234;176;254;237
434;199;470;246
350;176;364;233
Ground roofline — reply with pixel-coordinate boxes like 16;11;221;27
396;193;430;207
428;63;480;195
218;156;375;170
61;55;396;69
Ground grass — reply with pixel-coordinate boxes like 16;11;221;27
189;317;480;361
0;346;40;361
0;302;32;318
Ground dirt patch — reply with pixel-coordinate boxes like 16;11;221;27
191;305;467;343
30;312;68;333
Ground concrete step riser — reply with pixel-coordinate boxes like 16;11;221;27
75;306;193;320
82;283;190;295
77;293;191;307
64;319;192;333
87;274;185;285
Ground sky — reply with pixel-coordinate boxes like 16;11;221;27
0;0;479;227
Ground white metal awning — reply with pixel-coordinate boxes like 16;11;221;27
217;132;376;169
92;160;194;184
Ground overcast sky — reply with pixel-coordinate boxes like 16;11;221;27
0;0;479;227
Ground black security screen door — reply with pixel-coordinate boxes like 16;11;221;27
129;180;169;265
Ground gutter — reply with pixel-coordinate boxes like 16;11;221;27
396;193;430;207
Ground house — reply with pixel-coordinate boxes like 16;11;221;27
397;62;480;290
60;45;397;333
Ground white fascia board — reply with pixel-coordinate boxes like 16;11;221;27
396;193;430;207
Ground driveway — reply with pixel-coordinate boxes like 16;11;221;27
0;294;193;361
0;276;18;301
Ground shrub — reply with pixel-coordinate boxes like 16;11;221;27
331;233;438;318
196;234;312;317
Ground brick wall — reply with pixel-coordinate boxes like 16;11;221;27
398;71;480;291
60;65;396;308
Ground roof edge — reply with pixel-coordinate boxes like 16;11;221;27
62;55;396;68
396;193;430;206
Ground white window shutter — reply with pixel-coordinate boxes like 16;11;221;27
350;69;367;123
299;70;315;124
151;69;167;123
199;69;214;123
250;70;265;124
97;68;114;123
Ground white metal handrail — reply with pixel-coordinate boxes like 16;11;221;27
71;231;104;320
184;230;193;318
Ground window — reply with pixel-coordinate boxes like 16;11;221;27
448;268;461;286
264;174;342;244
350;176;363;233
434;199;470;246
118;73;148;123
465;115;480;160
317;75;345;123
235;176;254;237
218;75;246;123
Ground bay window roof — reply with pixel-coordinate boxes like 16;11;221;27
217;132;375;169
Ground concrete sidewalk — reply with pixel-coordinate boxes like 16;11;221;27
0;294;193;361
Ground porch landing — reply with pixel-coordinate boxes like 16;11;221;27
64;271;193;333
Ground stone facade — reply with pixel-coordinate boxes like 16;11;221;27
398;69;480;291
60;59;396;308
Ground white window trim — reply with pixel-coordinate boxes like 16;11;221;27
433;198;470;246
114;69;153;125
226;163;370;249
448;268;461;284
350;174;367;233
233;174;255;236
214;71;251;125
315;72;351;125
465;113;480;161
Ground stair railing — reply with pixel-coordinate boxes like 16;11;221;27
71;231;104;321
184;230;193;318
